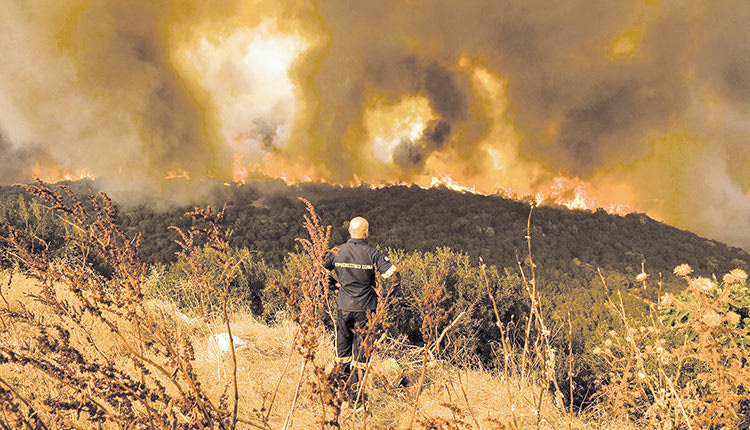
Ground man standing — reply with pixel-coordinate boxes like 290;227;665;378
323;216;400;403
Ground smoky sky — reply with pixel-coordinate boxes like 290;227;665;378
1;0;750;250
0;1;221;183
0;131;35;184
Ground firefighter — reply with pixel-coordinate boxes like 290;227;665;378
323;216;400;404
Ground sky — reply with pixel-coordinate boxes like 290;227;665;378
1;0;749;249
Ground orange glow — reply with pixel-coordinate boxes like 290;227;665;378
164;168;191;180
232;154;249;185
610;29;642;59
172;20;312;156
31;162;96;183
535;176;632;215
364;95;436;164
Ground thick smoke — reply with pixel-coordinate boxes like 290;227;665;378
0;131;37;183
1;0;750;249
393;119;451;172
0;0;222;199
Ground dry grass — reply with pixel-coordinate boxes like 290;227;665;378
0;183;249;428
1;270;636;429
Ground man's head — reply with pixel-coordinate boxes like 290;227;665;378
348;216;369;239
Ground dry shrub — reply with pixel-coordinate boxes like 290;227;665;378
595;264;750;429
0;182;262;429
268;197;342;428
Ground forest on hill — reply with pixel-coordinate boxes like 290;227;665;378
133;180;750;280
4;178;743;278
33;180;750;279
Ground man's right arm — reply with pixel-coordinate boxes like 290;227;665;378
322;251;335;271
322;251;338;291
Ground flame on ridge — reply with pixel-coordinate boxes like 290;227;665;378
428;175;480;194
31;162;95;183
164;168;191;180
535;176;632;215
28;159;634;216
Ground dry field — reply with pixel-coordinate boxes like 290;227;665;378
0;271;631;429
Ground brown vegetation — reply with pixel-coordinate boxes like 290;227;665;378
1;182;747;429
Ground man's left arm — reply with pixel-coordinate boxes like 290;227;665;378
375;250;400;296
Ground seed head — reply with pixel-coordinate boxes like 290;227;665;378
700;311;722;327
723;268;747;285
673;264;692;277
660;294;674;307
690;277;714;293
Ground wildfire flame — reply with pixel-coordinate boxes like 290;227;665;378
27;160;634;216
429;175;479;194
535;176;632;215
164;168;191;180
232;154;249;185
31;162;96;183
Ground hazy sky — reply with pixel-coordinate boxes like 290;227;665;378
1;0;749;249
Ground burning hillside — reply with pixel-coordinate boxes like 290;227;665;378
1;1;749;249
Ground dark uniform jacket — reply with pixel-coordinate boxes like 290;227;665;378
323;238;398;311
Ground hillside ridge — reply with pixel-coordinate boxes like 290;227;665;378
2;179;748;281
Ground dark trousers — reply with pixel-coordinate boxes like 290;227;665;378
336;309;370;366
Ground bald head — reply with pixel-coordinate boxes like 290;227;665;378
348;216;369;239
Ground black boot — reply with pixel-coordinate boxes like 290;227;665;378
346;368;369;411
344;366;359;402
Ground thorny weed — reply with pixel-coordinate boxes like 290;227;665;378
171;205;249;428
481;257;520;429
409;278;449;429
595;263;750;429
0;181;264;429
515;204;566;428
269;198;339;429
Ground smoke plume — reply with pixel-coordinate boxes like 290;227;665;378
1;0;749;249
